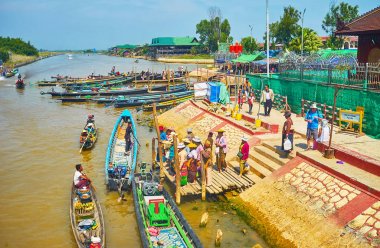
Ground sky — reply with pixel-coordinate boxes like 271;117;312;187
0;0;378;50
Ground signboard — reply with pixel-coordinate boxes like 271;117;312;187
339;109;363;136
341;112;361;123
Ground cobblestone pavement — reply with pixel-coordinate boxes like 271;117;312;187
194;115;222;134
347;201;380;247
278;162;361;215
178;105;202;119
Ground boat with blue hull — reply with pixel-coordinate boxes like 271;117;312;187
105;110;138;192
113;90;193;108
93;84;188;104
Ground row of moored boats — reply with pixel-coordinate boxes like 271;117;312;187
72;110;202;248
37;70;192;110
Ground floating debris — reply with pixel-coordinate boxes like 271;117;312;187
215;229;223;247
199;212;209;227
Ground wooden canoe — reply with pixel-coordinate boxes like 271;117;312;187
142;95;192;111
105;110;138;191
80;122;98;150
70;184;105;248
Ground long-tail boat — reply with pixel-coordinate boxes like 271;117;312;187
105;110;138;192
132;163;203;248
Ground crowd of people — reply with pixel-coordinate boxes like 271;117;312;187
156;125;251;188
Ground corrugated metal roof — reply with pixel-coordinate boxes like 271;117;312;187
336;6;380;35
149;37;200;46
115;44;138;49
231;52;265;63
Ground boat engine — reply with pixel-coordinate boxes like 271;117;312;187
143;182;157;196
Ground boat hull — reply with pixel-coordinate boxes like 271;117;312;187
105;110;138;191
80;126;97;150
132;178;203;248
114;91;193;108
70;184;105;248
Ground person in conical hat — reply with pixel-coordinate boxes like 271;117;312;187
215;129;228;172
186;128;195;142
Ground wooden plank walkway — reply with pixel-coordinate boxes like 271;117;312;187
162;164;255;196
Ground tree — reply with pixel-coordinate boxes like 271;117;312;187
195;6;232;52
0;49;9;62
0;36;38;56
272;6;301;47
288;27;322;53
241;36;258;54
322;2;359;49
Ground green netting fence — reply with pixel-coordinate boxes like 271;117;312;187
247;74;380;138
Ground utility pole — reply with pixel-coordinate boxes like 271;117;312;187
249;25;253;44
301;8;306;58
266;0;270;78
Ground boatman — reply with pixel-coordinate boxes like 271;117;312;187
124;121;133;155
86;114;95;125
73;164;91;188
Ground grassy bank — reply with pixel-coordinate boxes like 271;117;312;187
4;52;59;68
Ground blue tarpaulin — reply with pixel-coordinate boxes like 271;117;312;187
208;82;221;102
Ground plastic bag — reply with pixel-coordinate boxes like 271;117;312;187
284;138;292;151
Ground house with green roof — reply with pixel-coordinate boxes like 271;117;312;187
149;36;199;57
109;44;138;56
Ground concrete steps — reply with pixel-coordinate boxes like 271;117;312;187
229;160;263;183
248;151;282;172
254;145;290;166
227;139;299;182
262;138;307;159
246;157;273;178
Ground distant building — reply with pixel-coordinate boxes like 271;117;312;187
109;44;138;55
258;43;283;50
320;36;358;49
149;37;199;57
336;6;380;63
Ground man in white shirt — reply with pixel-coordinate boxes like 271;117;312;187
73;164;91;188
260;84;274;116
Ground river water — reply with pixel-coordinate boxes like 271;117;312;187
0;54;267;248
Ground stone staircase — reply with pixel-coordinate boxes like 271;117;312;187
228;137;306;183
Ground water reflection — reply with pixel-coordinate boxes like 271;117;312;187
0;54;267;248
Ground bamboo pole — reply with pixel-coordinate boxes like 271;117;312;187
201;153;206;201
173;134;181;204
152;138;156;170
196;62;199;83
152;103;165;184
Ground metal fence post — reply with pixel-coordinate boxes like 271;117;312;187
328;64;332;84
364;63;368;90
